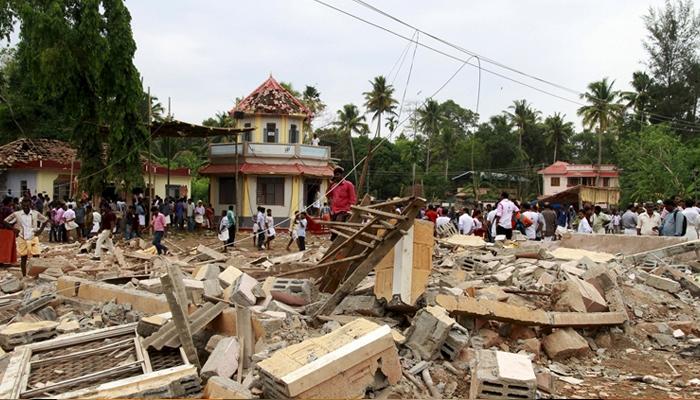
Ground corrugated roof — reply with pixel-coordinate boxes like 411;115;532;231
231;75;312;118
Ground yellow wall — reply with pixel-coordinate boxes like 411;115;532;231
241;114;305;144
36;171;62;195
149;174;191;199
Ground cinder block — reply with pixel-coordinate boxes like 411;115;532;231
228;273;262;306
405;305;455;360
542;328;589;360
441;327;470;361
469;350;536;400
219;266;243;288
334;295;385;317
270;278;318;304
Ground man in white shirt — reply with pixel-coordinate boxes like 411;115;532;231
62;204;78;242
256;207;266;250
577;207;593;234
522;203;540;240
637;203;661;236
486;206;497;241
3;198;48;276
494;192;518;239
311;134;321;146
458;208;474;235
681;199;699;239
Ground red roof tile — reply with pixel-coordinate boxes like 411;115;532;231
231;75;312;118
538;161;619;177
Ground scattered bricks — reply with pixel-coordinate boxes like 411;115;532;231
441;327;470;361
270;278;318;305
334;295;385;317
542;328;590;360
565;274;608;312
203;279;223;299
138;278;163;294
0;321;59;350
219;266;243;288
645;273;681;293
227;273;261;307
195;264;222;281
405;305;455;360
0;277;21;293
201;336;240;380
469;350;536;400
204;376;253;399
551;281;586;313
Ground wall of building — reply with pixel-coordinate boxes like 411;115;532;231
542;174;565;196
4;170;38;197
150;174;191;199
239;115;306;144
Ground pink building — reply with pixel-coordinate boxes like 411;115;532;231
538;161;620;197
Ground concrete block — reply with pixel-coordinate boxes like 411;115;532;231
195;264;221;281
542;328;589;360
219;266;243;288
204;376;253;399
270;278;318;304
520;338;541;358
0;277;21;293
267;300;301;316
57;319;80;334
201;336;240;379
0;321;59;350
138;278;163;294
205;334;226;353
228;273;260;307
334;295;385;317
551;281;586;313
645;274;681;293
469;350;536;400
582;264;618;295
57;276;170;314
565;274;608;312
405;305;455;360
441;327;470;360
203;279;223;299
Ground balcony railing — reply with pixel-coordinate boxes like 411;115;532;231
210;142;330;160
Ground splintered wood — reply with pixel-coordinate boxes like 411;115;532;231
256;318;401;399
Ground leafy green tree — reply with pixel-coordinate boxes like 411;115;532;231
621;71;652;124
577;78;624;173
334;104;367;183
359;75;397;196
543;113;574;162
506;99;540;159
416;99;444;172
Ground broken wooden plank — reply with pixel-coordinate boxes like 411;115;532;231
436;295;627;327
351;205;407;220
161;261;200;369
273;253;367;278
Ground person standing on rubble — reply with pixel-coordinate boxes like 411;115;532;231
494;192;518;240
637;202;661;236
296;211;308;251
541;203;557;241
226;205;237;249
150;206;170;255
327;166;356;241
577;207;593;234
93;205;116;260
63;203;78;243
521;203;541;240
3;197;48;276
256;206;266;250
660;199;687;237
485;204;497;242
621;204;639;235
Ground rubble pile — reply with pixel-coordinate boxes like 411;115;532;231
0;198;698;399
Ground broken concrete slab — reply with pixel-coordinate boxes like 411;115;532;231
542;328;590;360
201;336;240;380
194;264;222;281
334;295;385;317
197;244;228;262
551;280;587;313
137;278;163;294
405;305;455;360
644;273;682;293
565;274;608;312
204;376;253;399
0;277;21;294
226;273;262;307
0;321;59;350
257;318;401;399
203;279;223;299
57;276;170;314
469;350;536;400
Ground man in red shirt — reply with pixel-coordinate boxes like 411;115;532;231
424;204;438;223
327;167;357;240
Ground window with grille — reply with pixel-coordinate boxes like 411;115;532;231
265;123;278;143
219;177;236;204
256;177;284;206
289;124;298;144
550;177;560;187
243;123;252;142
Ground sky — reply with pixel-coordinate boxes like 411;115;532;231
129;0;669;131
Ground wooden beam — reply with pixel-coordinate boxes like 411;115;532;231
318;221;390;230
351;205;407;220
160;261;200;369
319;217;381;263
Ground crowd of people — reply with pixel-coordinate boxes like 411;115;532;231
419;191;700;242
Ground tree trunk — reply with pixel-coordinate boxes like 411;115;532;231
553;140;558;164
596;126;603;187
425;132;432;171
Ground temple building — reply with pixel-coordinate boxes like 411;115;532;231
199;75;334;226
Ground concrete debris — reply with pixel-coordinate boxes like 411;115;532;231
542;328;590;360
405;305;455;360
0;321;59;350
201;336;240;379
203;376;253;399
470;350;536;400
333;295;385;317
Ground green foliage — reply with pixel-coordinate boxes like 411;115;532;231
618;125;699;204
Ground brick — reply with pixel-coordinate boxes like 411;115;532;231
204;376;253;399
645;274;681;293
334;295;385;317
201;337;240;380
405;305;455;360
195;264;222;281
469;350;536;400
542;328;589;360
218;266;243;288
0;321;59;350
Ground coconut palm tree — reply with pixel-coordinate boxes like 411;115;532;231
577;78;624;178
334;104;367;183
620;71;652;124
416;99;445;171
505;99;540;158
357;76;397;196
543;113;574;163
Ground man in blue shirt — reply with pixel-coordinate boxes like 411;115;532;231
660;199;686;237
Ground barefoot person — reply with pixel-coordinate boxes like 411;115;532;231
3;197;48;276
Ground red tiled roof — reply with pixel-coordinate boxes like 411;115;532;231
231;75;312;118
538;161;619;177
200;162;333;177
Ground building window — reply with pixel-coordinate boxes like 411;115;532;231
20;180;28;196
550;177;560;187
256;177;284;206
265;123;278;143
243;123;252;142
165;185;181;199
219;177;236;204
602;177;610;187
289;124;298;144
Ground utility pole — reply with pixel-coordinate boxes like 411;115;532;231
412;163;416;196
167;97;171;196
147;86;152;200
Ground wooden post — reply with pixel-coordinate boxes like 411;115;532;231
160;259;200;369
235;305;253;381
